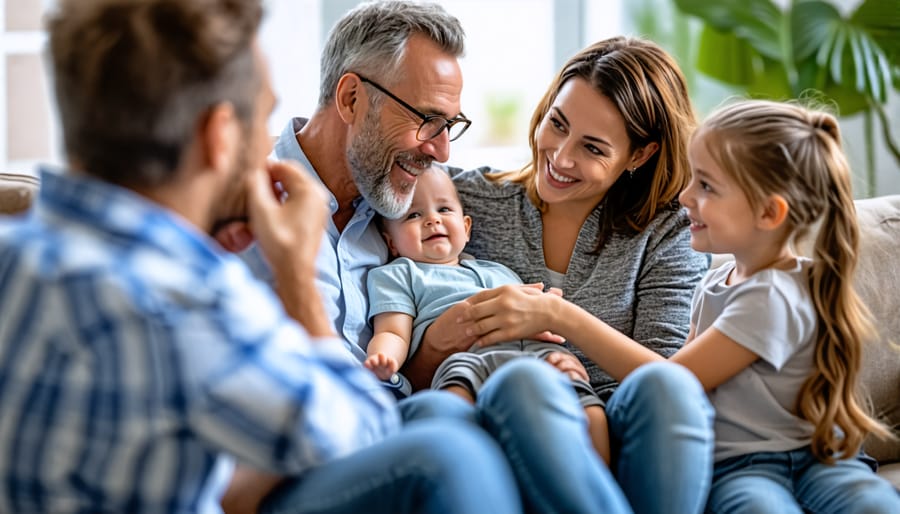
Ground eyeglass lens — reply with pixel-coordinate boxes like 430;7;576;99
419;117;468;142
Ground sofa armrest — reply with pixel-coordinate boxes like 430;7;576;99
0;172;40;215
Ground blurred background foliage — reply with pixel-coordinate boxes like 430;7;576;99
626;0;900;197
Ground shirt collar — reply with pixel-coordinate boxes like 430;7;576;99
274;117;342;216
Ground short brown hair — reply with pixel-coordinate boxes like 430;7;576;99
47;0;263;188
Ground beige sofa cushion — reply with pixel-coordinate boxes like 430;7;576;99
0;172;40;215
849;195;900;465
710;195;900;471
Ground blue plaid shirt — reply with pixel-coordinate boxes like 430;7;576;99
0;170;401;514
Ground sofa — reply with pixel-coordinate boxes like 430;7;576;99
0;172;39;215
1;172;898;489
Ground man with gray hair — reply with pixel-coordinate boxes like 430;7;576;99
219;2;649;513
216;1;523;513
224;1;471;390
0;0;520;513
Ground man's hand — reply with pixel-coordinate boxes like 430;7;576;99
246;160;329;275
245;160;333;337
214;221;255;253
402;300;476;390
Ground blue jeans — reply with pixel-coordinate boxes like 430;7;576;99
471;359;714;514
707;448;900;513
260;391;521;514
606;361;715;514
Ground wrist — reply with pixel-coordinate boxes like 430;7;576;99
546;293;574;339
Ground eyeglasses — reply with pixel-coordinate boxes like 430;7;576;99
356;74;472;142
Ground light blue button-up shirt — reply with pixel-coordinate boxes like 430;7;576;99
243;118;389;361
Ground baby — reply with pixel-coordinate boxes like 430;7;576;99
365;167;610;462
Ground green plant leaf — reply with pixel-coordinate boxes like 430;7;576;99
791;1;841;60
745;58;793;99
819;24;893;103
851;0;900;67
674;0;900;182
695;26;760;85
825;25;848;90
674;0;784;59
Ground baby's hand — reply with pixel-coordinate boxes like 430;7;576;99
529;330;566;344
364;353;400;381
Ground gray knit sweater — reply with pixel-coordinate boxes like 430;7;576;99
450;166;710;401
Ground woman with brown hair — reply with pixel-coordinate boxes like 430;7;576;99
406;37;715;514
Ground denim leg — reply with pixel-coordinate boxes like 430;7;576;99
399;389;477;424
795;452;900;514
259;418;521;514
706;452;802;514
606;362;715;514
476;358;631;514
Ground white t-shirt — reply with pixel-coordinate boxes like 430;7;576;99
691;258;818;462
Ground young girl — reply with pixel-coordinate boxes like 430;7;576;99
458;99;900;512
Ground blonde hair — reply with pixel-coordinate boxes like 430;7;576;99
489;36;696;250
697;99;892;463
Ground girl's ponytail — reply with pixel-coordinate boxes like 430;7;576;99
699;101;893;463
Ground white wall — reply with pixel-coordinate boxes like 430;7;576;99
2;0;897;196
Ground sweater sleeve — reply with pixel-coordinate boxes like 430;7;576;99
632;208;710;357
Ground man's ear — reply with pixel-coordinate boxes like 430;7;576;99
335;73;363;124
463;214;472;242
758;193;790;230
200;102;239;172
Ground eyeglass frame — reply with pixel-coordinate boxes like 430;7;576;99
355;73;472;142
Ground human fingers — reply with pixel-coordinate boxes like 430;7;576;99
426;302;478;353
464;290;548;346
544;351;589;382
246;162;329;268
363;354;396;380
212;220;254;253
266;161;328;213
530;330;565;344
546;287;563;298
245;166;281;224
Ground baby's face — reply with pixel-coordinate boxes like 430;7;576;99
382;170;471;265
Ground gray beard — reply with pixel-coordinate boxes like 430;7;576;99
347;108;428;219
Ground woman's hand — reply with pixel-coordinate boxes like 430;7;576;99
460;283;564;348
404;283;556;389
